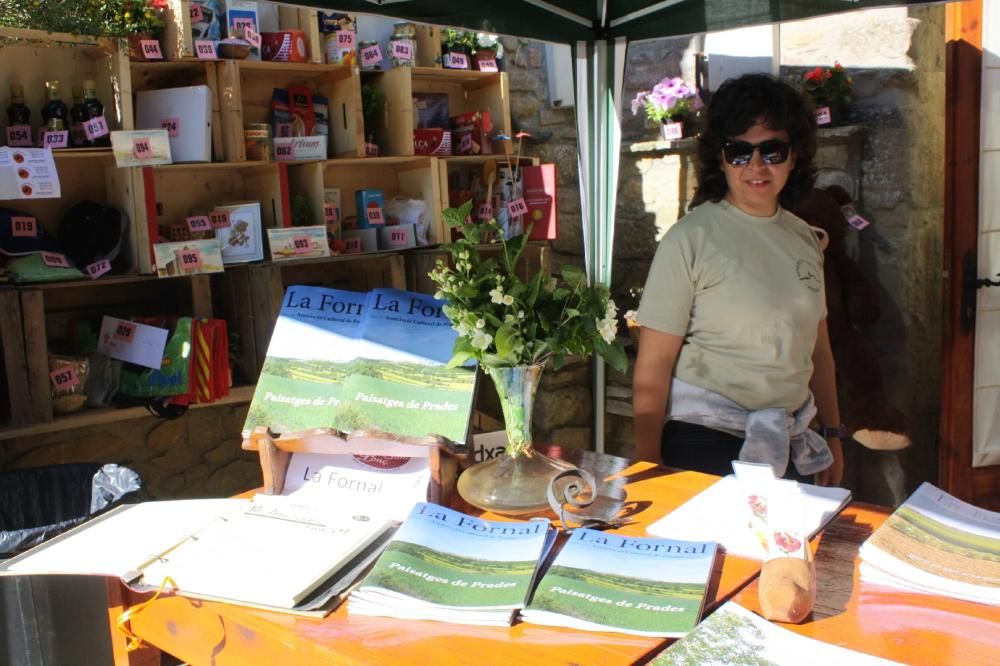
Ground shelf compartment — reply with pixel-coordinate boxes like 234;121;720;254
0;287;32;428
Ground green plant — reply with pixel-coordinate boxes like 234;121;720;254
290;194;313;227
801;62;853;110
442;28;477;53
630;77;700;123
361;82;384;136
0;0;167;37
429;200;627;373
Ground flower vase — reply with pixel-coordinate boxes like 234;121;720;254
456;364;577;515
127;33;156;61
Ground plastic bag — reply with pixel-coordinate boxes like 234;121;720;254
385;197;429;245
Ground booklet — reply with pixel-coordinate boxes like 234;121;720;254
348;502;556;626
0;498;396;615
520;529;716;637
650;601;901;665
242;285;477;446
646;475;851;560
858;482;1000;606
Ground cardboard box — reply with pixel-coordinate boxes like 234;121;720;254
267;226;330;261
413;128;451;156
379;224;416;250
342;228;378;253
450;111;492;156
273;135;327;161
355;189;385;228
135;86;212;163
523;164;557;240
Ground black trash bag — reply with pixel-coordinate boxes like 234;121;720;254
0;463;146;557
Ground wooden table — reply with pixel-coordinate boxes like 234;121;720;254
733;503;1000;665
108;449;762;666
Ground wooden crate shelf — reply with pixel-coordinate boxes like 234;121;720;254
0;287;32;428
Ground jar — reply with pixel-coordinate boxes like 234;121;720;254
244;123;272;162
389;22;416;67
359;40;381;71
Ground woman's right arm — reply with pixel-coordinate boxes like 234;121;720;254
633;327;685;465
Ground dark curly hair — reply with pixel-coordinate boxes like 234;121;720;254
691;73;817;210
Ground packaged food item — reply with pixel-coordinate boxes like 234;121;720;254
355;189;385;228
359;40;381;71
244;123;271;161
270;88;293;139
261;30;307;62
323;187;341;240
385;197;429;245
413;128;451;156
412;93;450;129
389;22;416;67
319;12;356;66
450;110;492;155
190;0;224;42
287;85;315;136
313;94;329;145
49;354;89;415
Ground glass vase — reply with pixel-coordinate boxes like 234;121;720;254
456;364;577;515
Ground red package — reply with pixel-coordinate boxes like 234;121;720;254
262;31;308;62
522;164;558;240
287;84;315;136
450;111;492;155
414;128;452;155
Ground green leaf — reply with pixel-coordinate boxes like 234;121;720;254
494;324;519;361
598;339;628;374
561;264;586;288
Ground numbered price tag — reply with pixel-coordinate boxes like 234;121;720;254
186;215;212;233
388;228;409;248
274;143;295;161
476;203;493;220
6;125;32;147
132;136;153;160
209;211;230;229
478;58;498;72
232;18;255;34
10;216;37;237
160;118;180;137
41;252;70;268
85;258;111;280
179;248;203;271
83;115;109;141
840;204;871;230
324;203;338;223
815;106;832;126
49;366;80;393
335;30;356;50
42;130;69;149
243;26;261;49
274;122;293;138
343;237;362;254
189;4;204;22
361;43;383;67
391;40;413;61
460;133;473;153
195;40;217;59
114;320;137;344
446;52;469;69
507;198;529;218
365;207;384;225
140;39;163;60
291;236;312;254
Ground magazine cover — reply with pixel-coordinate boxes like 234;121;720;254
521;529;716;637
650;601;900;665
242;286;477;445
348;502;555;625
858;482;1000;606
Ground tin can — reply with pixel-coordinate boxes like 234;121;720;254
244;123;272;162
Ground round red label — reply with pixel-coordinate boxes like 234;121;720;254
352;454;410;469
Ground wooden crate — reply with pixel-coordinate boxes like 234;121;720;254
161;0;196;60
17;275;213;424
238;255;407;378
287;156;444;244
438;155;540;213
0;287;32;428
216;60;363;162
135;161;290;273
372;67;510;157
405;242;551;295
125;60;224;160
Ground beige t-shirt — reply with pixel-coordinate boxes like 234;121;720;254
637;199;826;411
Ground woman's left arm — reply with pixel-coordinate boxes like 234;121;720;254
810;319;844;486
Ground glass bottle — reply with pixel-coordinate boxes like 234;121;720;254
41;80;68;133
69;86;90;147
390;21;416;67
7;84;30;126
82;79;110;147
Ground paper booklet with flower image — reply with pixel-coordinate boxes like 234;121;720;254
242;285;478;447
348;502;557;626
520;529;716;637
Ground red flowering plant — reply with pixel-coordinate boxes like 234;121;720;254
801;62;853;113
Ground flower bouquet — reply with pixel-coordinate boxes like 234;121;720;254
429;200;626;514
801;62;853;125
630;76;700;140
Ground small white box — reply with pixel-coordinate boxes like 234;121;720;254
273;135;327;161
343;228;378;253
379;224;416;250
135;86;212;163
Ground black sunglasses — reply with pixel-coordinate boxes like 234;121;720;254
722;139;792;166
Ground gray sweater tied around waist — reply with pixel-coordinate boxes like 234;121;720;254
666;378;833;477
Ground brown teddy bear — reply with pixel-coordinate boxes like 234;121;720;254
790;185;911;451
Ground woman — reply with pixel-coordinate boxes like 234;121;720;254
633;73;844;486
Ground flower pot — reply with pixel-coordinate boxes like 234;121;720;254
660;119;684;141
126;33;157;62
456;364;578;515
442;44;471;70
473;48;498;71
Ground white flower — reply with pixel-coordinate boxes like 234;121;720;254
476;318;486;328
455;321;472;336
502;294;514;306
518;310;525;319
471;329;493;350
434;290;445;300
489;286;504;304
504;314;516;324
597;316;618;344
459;250;469;260
605;298;619;319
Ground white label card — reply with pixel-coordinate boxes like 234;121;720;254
97;316;169;370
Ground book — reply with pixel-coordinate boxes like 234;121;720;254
646;475;851;560
348;502;556;626
520;529;716;637
858;482;1000;606
649;601;901;665
0;497;396;615
242;286;477;446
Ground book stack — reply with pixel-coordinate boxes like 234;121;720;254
858;482;1000;606
349;502;556;626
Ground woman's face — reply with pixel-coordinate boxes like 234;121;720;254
721;122;795;217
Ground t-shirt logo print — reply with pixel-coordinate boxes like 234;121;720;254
796;259;821;292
